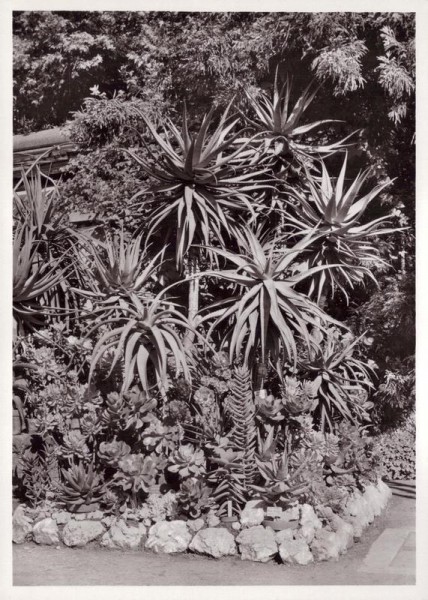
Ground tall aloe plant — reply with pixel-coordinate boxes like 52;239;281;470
125;103;270;271
244;72;355;165
198;227;344;371
288;154;397;302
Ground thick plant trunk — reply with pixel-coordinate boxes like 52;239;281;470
184;250;199;349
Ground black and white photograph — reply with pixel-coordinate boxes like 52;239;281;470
2;1;426;597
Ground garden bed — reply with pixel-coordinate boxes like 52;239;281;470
13;479;391;565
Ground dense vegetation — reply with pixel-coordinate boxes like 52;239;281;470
13;11;415;517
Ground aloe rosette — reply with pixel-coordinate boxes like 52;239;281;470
198;227;344;368
289;154;397;302
126;103;271;270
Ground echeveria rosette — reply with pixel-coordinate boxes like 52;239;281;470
97;439;131;468
167;444;206;479
114;454;159;493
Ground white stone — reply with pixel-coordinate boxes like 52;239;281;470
231;521;241;531
299;504;323;544
102;516;114;527
206;512;221;528
101;520;146;550
62;520;105;547
52;511;71;525
310;528;341;561
282;506;300;522
12;506;33;544
145;520;192;554
278;536;314;565
236;525;278;563
74;513;87;521
33;518;60;546
187;518;205;533
377;479;392;506
240;500;265;528
87;510;104;520
329;514;354;553
189;527;237;558
275;528;295;544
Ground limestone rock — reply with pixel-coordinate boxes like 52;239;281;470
12;506;33;544
282;506;300;523
101;520;146;550
236;525;278;563
62;520;105;547
278;536;314;565
310;528;341;561
299;504;323;544
206;512;221;528
87;510;104;521
329;514;354;553
33;518;60;546
376;479;392;508
240;500;265;528
52;511;71;525
231;521;241;531
187;518;205;534
189;527;237;558
275;528;295;544
145;520;192;554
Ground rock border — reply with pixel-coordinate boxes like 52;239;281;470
13;479;392;564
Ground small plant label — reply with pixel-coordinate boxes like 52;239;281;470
266;507;283;519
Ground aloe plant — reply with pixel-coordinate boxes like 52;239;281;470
300;329;375;432
13;222;68;334
56;462;105;511
244;73;355;164
289;154;397;302
199;227;343;369
250;447;313;506
126;103;270;270
87;289;192;394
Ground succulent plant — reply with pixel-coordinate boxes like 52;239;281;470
255;392;285;422
60;430;91;460
168;444;206;479
113;454;159;494
281;376;318;415
56;462;105;511
177;477;213;518
97;439;131;468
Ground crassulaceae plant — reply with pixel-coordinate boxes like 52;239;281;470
167;444;206;479
56;462;105;512
113;454;159;495
176;477;213;518
97;439;131;468
126;103;270;270
280;376;318;415
289;154;396;302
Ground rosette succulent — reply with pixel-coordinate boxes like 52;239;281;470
113;454;158;494
97;439;131;468
168;444;206;478
56;462;105;512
